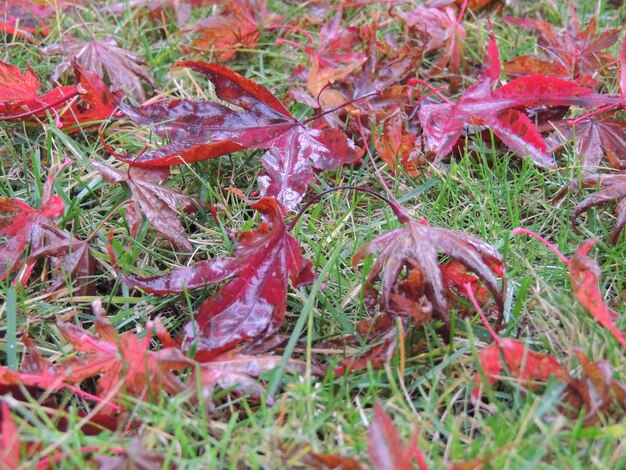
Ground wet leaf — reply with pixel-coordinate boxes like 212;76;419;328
42;36;156;102
94;162;197;250
118;61;362;209
120;197;316;358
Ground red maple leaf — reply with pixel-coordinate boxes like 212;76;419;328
118;197;316;359
0;60;78;120
0;159;93;291
0;402;20;469
0;0;54;42
56;300;193;402
465;284;573;401
353;207;504;336
504;7;621;87
546;113;626;173
94;162;198;250
368;401;428;470
117;61;362;209
513;230;626;347
418;34;616;167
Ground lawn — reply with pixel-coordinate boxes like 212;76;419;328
1;0;626;468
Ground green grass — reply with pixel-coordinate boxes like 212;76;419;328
1;0;626;468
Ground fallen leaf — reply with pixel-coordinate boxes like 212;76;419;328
513;230;626;346
0;0;53;42
120;197;316;359
554;173;626;243
117;61;362;209
419;34;616;167
57;300;193;402
183;0;281;61
563;349;626;426
0;402;20;470
368;400;427;470
193;348;313;408
353;213;504;337
0;60;78;120
546;113;626;173
568;239;626;347
94;162;197;250
397;3;466;90
504;8;621;86
374;106;421;175
41;36;156;102
465;284;573;401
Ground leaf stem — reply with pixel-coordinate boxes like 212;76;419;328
464;283;501;345
0;89;80;121
511;228;569;264
287;185;408;231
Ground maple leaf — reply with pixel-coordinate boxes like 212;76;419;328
193;348;312;408
353;208;504;337
546;113;626;173
182;0;281;61
374;106;421;176
117;61;362;209
303;400;428;470
94;162;197;250
58;64;117;133
419;34;617;167
504;8;621;86
564;349;626;426
56;300;193;401
513;230;626;347
119;197;316;359
555;173;626;244
397;2;466;90
0;402;20;469
41;36;156;102
0;0;53;42
330;22;421;120
465;284;573;401
0;60;78;120
368;401;428;470
279;10;363;69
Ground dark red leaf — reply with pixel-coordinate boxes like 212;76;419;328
41;36;156;102
94;162;197;250
546;114;626;173
121;197;316;358
118;61;362;209
353;216;504;336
